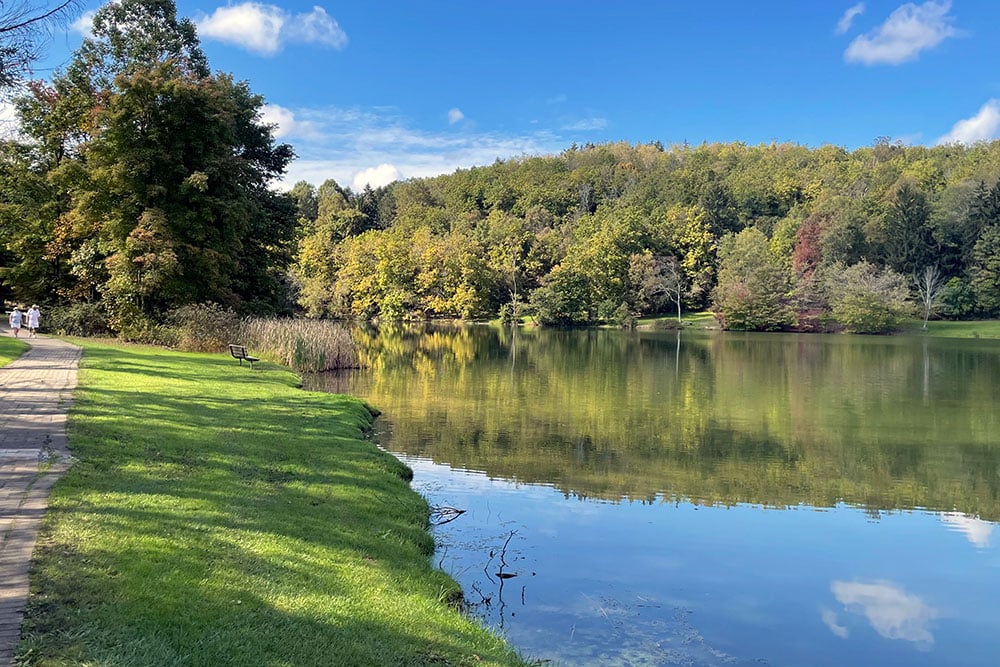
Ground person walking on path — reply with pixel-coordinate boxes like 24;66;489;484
25;306;40;339
0;330;80;667
6;308;22;338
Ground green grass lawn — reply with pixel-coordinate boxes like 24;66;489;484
19;342;527;667
898;318;1000;338
0;335;28;367
637;311;717;329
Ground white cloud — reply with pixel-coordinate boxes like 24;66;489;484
936;100;1000;145
282;6;347;49
844;1;957;65
941;512;995;547
447;108;465;124
830;580;937;645
836;3;865;35
260;104;324;141
70;9;98;37
352;164;401;191
197;3;347;56
273;104;564;191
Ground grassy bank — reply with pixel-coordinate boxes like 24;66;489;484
0;335;28;367
19;342;526;666
898;318;1000;338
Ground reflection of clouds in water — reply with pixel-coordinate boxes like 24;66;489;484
941;512;995;548
827;580;937;646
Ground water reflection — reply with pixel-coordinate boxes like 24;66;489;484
308;324;1000;519
941;513;995;548
304;325;1000;666
825;580;938;646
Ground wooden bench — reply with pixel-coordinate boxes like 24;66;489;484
228;344;260;369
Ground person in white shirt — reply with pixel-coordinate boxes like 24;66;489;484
26;305;40;338
8;307;23;337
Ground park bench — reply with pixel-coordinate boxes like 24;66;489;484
228;344;260;369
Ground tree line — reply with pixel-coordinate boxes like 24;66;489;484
3;0;1000;335
290;139;1000;332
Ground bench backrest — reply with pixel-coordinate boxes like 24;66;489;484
229;344;248;358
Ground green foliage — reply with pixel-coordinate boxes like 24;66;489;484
712;228;793;331
827;261;911;333
971;226;1000;316
272;139;1000;330
939;277;977;319
1;0;295;324
527;266;592;325
46;302;113;337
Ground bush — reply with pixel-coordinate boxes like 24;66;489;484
166;303;242;352
47;303;114;337
827;262;911;334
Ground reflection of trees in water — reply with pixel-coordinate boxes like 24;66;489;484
306;325;1000;520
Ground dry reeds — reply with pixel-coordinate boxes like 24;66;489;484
240;318;361;372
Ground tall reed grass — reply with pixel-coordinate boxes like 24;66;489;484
240;318;361;372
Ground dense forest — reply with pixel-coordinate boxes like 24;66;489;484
289;139;1000;332
3;1;1000;335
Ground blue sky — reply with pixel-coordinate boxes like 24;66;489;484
24;0;1000;190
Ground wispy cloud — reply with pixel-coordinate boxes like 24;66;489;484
836;3;865;35
936;99;1000;145
273;104;565;191
447;108;465;124
197;3;347;56
844;1;957;65
819;607;850;638
561;116;608;132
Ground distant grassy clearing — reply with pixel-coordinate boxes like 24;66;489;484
19;342;526;666
898;318;1000;338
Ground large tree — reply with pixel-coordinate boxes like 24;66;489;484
9;0;296;322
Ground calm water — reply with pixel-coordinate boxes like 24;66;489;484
305;325;1000;666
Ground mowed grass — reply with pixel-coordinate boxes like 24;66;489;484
899;318;1000;338
0;334;28;367
19;342;526;667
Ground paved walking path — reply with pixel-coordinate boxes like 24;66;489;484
0;329;80;667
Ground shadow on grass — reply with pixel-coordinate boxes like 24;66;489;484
19;344;528;666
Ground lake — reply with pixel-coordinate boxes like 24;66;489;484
304;325;1000;667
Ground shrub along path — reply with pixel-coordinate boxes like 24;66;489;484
0;329;81;667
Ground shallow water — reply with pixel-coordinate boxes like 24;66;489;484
305;325;1000;666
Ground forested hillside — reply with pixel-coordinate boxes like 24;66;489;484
3;0;1000;337
291;139;1000;332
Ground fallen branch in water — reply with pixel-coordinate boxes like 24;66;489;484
429;505;466;525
